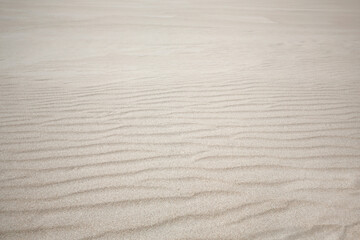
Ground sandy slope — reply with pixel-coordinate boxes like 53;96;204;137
1;0;360;239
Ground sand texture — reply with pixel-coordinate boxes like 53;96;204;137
1;0;360;239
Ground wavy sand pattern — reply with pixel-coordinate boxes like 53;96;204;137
1;0;360;239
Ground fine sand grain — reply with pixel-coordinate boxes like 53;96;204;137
1;0;360;239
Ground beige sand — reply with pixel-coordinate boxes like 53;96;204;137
1;0;360;239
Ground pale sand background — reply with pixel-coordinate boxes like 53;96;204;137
1;0;360;239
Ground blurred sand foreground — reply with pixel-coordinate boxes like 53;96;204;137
1;0;360;239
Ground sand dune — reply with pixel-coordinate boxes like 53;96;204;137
1;0;360;239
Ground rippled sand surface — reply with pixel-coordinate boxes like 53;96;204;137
1;0;360;239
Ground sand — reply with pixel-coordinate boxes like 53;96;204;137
1;0;360;239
